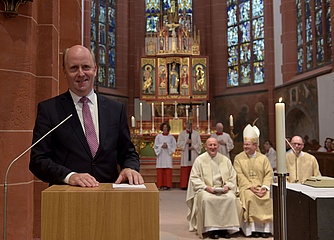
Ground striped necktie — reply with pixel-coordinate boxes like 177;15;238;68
80;96;99;157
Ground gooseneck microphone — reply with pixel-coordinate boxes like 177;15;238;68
3;114;72;240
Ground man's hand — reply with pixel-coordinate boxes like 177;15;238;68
257;187;267;198
220;185;229;194
250;186;267;198
68;173;99;187
206;186;229;194
205;186;215;194
115;168;145;185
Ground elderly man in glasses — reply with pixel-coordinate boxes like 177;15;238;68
286;135;321;183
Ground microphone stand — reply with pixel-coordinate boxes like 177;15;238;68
3;114;72;240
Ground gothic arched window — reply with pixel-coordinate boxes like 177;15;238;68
90;0;116;88
296;0;331;73
227;0;265;87
145;0;193;34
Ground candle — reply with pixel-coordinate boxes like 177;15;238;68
275;98;286;173
151;103;155;133
186;106;189;117
197;105;199;117
229;115;233;127
207;102;210;116
140;103;142;116
131;116;136;128
161;102;164;117
151;102;154;117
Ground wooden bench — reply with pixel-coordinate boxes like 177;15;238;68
308;151;334;177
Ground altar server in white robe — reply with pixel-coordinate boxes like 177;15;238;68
154;122;176;190
210;123;234;159
177;121;202;189
186;138;241;239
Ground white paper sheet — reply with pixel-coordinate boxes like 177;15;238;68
112;183;146;189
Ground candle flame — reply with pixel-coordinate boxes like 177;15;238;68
279;97;283;103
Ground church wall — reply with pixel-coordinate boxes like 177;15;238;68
278;0;334;145
280;0;298;83
276;78;319;144
215;92;270;157
0;0;86;239
0;0;53;239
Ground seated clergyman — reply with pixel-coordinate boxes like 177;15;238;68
233;124;273;238
186;138;241;239
286;135;321;183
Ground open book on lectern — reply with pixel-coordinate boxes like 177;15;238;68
303;176;334;188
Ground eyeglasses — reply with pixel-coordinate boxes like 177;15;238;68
291;142;303;146
244;143;255;147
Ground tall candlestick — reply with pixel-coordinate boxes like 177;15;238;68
207;114;211;134
207;102;210;117
275;98;286;173
131;116;136;128
196;106;200;130
161;102;164;123
151;103;154;117
151;103;155;133
229;115;233;127
139;103;143;134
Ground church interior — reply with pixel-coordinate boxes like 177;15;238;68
0;0;334;239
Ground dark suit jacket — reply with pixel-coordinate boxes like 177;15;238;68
29;91;139;184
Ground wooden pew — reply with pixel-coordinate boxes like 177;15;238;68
308;151;334;177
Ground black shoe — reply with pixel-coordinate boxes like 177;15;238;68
219;230;230;239
251;232;260;238
209;232;220;239
261;232;271;238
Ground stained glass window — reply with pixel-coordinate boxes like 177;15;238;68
227;0;265;87
90;0;116;88
296;0;332;73
145;0;193;34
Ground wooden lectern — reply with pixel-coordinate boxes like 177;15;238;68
41;183;159;240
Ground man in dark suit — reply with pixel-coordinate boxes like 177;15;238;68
29;45;144;187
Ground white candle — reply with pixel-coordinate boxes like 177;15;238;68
140;103;142;116
207;102;210;117
161;102;164;117
151;102;154;117
186;106;189;117
131;116;136;128
229;115;233;127
275;98;286;173
196;105;199;117
151;103;155;133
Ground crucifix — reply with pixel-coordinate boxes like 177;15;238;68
174;101;178;119
178;96;203;123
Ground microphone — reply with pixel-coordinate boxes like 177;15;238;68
3;114;72;240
